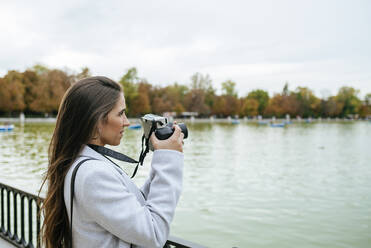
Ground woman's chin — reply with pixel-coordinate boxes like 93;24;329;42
110;140;121;146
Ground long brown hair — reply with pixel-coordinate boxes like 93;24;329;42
39;76;122;248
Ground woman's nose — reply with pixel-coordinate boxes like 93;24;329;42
123;115;130;127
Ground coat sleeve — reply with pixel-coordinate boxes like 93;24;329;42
75;149;183;248
140;167;154;199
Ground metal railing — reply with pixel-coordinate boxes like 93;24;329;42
0;182;206;248
0;182;40;248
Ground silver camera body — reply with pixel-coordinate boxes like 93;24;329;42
140;114;169;151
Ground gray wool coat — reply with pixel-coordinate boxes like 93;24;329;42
63;145;184;248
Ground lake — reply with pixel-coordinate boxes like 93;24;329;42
0;120;370;248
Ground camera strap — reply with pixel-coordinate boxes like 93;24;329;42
88;122;156;179
88;144;138;164
88;144;142;178
135;123;157;177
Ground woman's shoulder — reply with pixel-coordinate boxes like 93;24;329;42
71;157;121;182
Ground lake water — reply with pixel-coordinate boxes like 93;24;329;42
0;120;370;248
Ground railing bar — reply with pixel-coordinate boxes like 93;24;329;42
1;188;4;232
7;190;10;237
29;198;33;247
21;195;25;244
37;202;41;248
13;192;18;240
0;182;40;200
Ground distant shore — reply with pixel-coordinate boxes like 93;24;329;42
0;117;369;124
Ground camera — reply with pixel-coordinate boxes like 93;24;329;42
140;114;188;150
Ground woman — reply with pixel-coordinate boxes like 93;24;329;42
40;76;184;248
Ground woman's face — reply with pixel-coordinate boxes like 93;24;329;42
96;93;130;146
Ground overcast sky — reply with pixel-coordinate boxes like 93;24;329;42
1;0;370;97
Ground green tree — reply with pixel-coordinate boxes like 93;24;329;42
359;93;371;118
365;93;371;105
335;86;362;117
119;67;139;116
282;82;289;96
221;80;237;97
246;89;269;116
293;87;320;117
75;67;91;80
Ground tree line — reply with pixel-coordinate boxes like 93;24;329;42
0;65;370;118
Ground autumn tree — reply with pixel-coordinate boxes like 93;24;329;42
265;92;299;118
320;96;343;117
184;73;213;116
28;68;70;113
240;98;259;117
0;70;25;114
359;93;371;118
212;96;227;117
22;70;40;112
130;82;151;116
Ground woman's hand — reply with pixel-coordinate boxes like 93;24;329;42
150;124;184;153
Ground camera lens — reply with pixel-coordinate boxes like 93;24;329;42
155;122;188;140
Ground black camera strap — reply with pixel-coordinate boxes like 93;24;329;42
88;144;138;164
135;123;157;177
87;121;156;179
88;144;141;178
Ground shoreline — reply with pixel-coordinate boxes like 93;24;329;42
0;117;368;124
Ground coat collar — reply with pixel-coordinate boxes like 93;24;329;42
80;145;114;164
80;145;146;204
79;145;128;176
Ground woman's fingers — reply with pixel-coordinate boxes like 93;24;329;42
150;124;184;152
171;124;182;139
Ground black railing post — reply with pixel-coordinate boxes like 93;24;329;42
36;202;41;248
7;190;10;237
20;195;25;246
28;198;34;248
1;188;4;233
13;192;18;242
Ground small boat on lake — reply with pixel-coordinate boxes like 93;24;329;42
0;124;14;131
231;119;240;124
258;121;269;125
128;124;141;130
271;123;286;128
